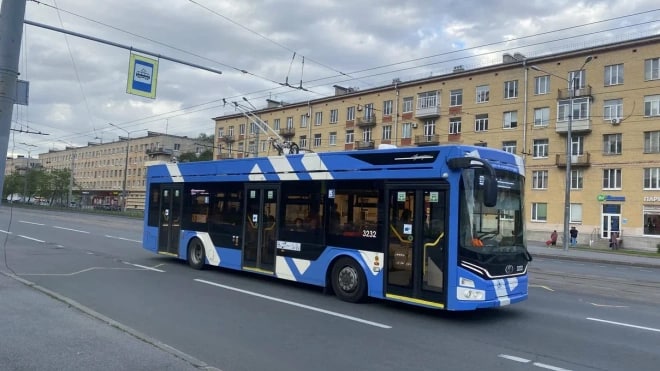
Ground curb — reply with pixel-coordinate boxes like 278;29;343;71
529;251;660;269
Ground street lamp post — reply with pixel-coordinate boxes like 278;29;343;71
109;123;130;212
531;56;592;251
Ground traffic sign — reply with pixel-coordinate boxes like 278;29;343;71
127;53;158;98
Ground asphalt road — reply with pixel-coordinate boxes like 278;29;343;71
1;207;659;371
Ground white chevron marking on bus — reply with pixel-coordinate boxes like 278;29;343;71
195;278;391;329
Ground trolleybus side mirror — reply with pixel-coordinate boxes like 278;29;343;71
482;176;497;208
447;157;498;208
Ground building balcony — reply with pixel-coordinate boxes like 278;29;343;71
217;153;234;160
555;118;592;133
354;140;375;150
414;134;441;146
355;115;377;128
415;105;441;118
279;127;295;138
219;135;236;143
556;152;591;167
145;147;174;156
557;85;592;100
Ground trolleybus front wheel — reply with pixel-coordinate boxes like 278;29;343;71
187;238;206;270
331;257;367;303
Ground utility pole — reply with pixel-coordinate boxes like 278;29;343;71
0;0;28;196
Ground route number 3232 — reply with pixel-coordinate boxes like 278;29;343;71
362;230;377;238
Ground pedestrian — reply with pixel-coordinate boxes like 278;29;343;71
570;226;578;246
546;230;558;247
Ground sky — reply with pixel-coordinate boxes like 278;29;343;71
7;0;660;158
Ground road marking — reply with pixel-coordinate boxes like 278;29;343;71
19;266;151;276
18;235;45;243
195;278;392;329
498;354;530;363
105;235;141;243
587;317;660;333
0;229;12;234
124;262;165;272
53;226;90;234
532;362;571;371
19;220;45;226
529;284;554;291
589;303;628;308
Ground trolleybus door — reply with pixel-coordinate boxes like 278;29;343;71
385;185;447;305
243;185;279;273
158;185;183;256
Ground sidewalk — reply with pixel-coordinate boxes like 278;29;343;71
527;240;660;268
0;271;214;371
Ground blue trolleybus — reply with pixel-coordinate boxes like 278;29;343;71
142;145;532;311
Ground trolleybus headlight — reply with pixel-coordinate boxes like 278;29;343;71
459;277;475;288
457;287;485;301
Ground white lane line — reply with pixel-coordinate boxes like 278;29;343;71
498;354;530;363
195;278;392;329
587;317;660;333
19;267;148;276
105;235;141;243
18;235;45;243
19;220;45;226
532;362;572;371
123;262;165;272
53;226;90;234
529;284;554;291
0;229;12;234
589;303;628;308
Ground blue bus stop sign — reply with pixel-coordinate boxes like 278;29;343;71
127;53;158;99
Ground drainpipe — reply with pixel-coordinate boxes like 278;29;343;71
522;59;529;162
394;82;400;146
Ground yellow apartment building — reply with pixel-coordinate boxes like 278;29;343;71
212;35;660;250
38;131;201;210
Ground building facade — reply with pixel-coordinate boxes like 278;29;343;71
4;156;41;177
38;131;202;210
213;35;660;250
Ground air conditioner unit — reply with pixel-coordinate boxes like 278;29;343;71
610;118;621;125
411;123;418;128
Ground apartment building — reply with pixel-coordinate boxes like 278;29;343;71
4;156;41;177
213;35;660;250
38;131;201;210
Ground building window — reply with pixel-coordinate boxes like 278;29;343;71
417;91;438;109
571;169;583;189
476;85;489;103
645;58;660;81
382;125;392;140
604;64;624;86
423;119;436;137
346;106;355;121
504;80;518;99
314;112;323;126
603;133;622;155
402;97;413;113
570;204;583;223
383;100;393;116
503;111;518;129
362;128;373;141
644;95;660;117
571;135;584;156
558;97;590;121
534;75;550;95
644;131;660;153
450;89;463;106
502;141;516;154
299;136;307;148
285;117;293;129
603;99;623;120
531;203;547;222
474;114;488;132
300;114;308;128
218;128;224;137
603;168;622;189
643;207;660;235
273;119;280;131
534;107;550;127
345;130;354;144
449;117;461;134
363;103;374;119
533;139;549;158
329;132;337;146
568;70;586;89
401;123;412;139
532;170;548;189
314;134;322;147
329;109;338;124
644;168;660;190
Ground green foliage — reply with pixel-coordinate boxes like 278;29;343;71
2;167;71;204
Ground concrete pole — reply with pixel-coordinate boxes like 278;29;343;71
0;0;28;196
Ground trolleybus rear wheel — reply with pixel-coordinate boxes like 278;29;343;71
331;257;367;303
187;238;206;270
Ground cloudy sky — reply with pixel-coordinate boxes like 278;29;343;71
7;0;660;157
